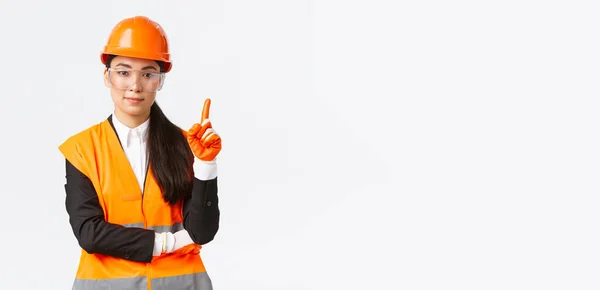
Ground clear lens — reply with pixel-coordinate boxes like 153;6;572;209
107;68;165;92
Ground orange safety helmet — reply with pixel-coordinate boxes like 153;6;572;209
100;16;172;73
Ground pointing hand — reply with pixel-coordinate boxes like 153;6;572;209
187;98;222;161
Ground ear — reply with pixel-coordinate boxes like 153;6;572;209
103;68;110;88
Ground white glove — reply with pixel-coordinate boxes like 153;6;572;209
194;158;217;180
153;230;195;256
173;229;195;250
152;232;175;256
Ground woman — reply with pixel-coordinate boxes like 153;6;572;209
58;16;222;290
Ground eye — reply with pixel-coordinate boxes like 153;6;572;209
143;73;155;78
117;70;129;76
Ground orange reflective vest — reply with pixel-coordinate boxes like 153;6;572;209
59;118;211;289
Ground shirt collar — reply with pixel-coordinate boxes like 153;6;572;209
112;112;150;148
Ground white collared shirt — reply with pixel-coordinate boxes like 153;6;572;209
112;112;217;193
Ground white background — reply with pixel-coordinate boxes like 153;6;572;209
0;0;599;289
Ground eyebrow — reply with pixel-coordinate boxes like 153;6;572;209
141;65;158;71
114;63;158;71
115;63;132;69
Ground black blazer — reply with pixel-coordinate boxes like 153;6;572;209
63;115;220;263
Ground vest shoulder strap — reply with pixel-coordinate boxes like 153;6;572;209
58;120;106;178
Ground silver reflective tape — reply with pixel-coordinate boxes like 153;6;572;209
151;271;213;290
122;222;145;229
72;276;147;290
148;222;184;233
121;222;184;233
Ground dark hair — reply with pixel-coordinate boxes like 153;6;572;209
106;55;194;205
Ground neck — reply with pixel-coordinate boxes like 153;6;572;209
113;108;150;128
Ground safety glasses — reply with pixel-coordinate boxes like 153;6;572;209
107;68;165;92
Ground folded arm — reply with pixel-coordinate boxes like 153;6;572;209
64;159;160;262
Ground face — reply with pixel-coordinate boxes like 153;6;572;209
104;56;162;118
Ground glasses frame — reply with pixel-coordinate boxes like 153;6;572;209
106;68;166;92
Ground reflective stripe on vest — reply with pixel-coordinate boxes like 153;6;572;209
123;222;185;233
72;272;213;290
59;118;211;290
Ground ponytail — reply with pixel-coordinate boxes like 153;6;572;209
148;102;195;205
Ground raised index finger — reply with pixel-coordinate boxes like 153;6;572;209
201;98;211;122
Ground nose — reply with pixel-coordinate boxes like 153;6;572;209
128;82;143;92
128;74;143;92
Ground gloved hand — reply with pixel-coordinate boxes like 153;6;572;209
187;98;222;161
152;230;195;256
153;232;175;256
173;230;195;251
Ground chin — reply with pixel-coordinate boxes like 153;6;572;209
120;105;151;116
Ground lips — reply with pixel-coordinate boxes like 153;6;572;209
125;97;144;103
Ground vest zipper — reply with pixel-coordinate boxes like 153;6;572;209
142;163;150;289
141;169;148;227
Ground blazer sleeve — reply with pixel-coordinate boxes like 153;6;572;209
64;158;155;262
182;176;220;245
